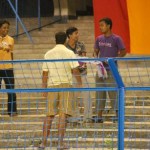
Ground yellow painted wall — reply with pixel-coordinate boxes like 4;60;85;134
127;0;150;54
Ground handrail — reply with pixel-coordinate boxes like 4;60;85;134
108;58;125;150
7;0;33;43
6;0;62;42
0;57;149;149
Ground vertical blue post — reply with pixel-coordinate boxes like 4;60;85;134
7;0;33;43
118;87;125;149
107;58;125;150
15;0;18;36
38;0;41;30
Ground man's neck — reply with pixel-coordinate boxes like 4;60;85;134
0;34;7;38
104;31;112;37
68;39;76;48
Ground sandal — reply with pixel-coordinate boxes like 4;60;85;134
92;116;104;123
57;144;69;150
38;143;45;150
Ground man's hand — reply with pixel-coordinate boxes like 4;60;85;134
118;49;126;57
42;92;48;97
42;71;48;98
0;44;3;50
72;67;82;86
3;45;11;52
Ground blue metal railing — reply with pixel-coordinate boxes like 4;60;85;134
7;0;33;43
108;58;125;150
0;57;149;149
4;0;61;43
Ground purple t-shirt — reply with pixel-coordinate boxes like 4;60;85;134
94;34;125;58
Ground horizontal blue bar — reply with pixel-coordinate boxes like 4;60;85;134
0;57;149;64
125;87;150;91
1;87;149;93
115;57;150;61
0;58;107;64
0;87;118;93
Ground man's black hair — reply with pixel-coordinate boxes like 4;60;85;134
55;32;67;44
99;17;112;29
66;27;78;38
0;20;10;28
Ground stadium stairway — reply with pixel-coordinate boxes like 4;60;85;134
0;16;150;149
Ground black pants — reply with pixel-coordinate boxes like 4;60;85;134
0;69;17;115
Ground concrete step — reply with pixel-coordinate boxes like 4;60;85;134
0;137;149;149
0;119;149;149
0;106;150;114
0;105;150;115
14;44;51;49
15;37;95;44
14;54;45;59
0;128;149;139
1;98;150;107
9;17;59;36
0;95;149;101
14;49;49;54
1;114;150;123
14;46;94;54
29;29;94;36
48;23;94;30
10;60;149;70
0;121;150;130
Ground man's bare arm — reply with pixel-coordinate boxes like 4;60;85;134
42;71;48;88
93;48;99;57
72;67;82;86
42;71;48;97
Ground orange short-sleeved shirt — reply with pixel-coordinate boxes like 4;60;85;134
0;35;14;69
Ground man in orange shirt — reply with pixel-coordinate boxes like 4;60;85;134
0;20;17;116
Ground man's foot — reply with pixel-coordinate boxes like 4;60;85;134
92;116;103;123
67;118;83;125
83;118;93;123
112;117;118;123
38;143;45;150
8;112;18;117
57;144;69;150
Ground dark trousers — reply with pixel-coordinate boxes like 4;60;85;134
0;69;17;115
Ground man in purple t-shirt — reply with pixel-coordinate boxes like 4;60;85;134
93;17;126;123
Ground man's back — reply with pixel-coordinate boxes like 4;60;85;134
42;44;79;86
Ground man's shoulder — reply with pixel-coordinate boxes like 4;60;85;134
111;34;122;39
2;35;14;44
44;45;75;58
96;34;104;40
44;48;54;58
6;35;14;41
76;41;85;46
64;47;76;55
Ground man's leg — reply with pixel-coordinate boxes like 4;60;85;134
68;76;80;123
40;88;58;147
107;71;118;121
58;113;68;148
95;74;106;122
57;84;73;148
82;75;92;121
41;116;54;147
3;69;17;115
109;91;118;116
